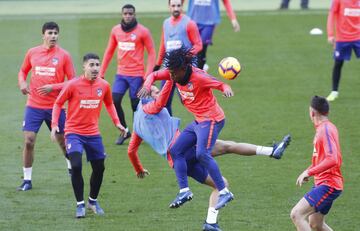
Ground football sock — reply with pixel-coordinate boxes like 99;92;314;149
88;197;97;204
219;187;229;195
332;60;344;91
77;201;85;206
89;159;105;200
130;98;140;112
206;207;219;224
179;187;190;193
69;152;84;202
65;158;72;169
23;167;32;181
256;146;273;156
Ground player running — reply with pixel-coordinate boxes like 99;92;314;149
99;4;156;145
291;96;343;230
51;53;126;218
17;21;76;191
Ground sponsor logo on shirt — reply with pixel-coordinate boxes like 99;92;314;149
178;89;195;102
97;88;103;97
194;0;211;6
35;66;56;76
79;99;100;109
130;33;137;41
52;58;59;65
118;42;135;51
344;8;360;16
166;40;182;51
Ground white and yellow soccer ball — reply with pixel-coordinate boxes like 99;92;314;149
218;57;241;80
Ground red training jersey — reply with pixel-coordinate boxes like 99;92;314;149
327;0;360;42
307;120;344;190
100;23;156;79
144;67;231;122
156;14;202;66
18;45;76;109
52;76;120;136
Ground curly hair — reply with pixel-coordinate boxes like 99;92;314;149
163;46;197;70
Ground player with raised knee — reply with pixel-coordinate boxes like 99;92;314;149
129;84;290;231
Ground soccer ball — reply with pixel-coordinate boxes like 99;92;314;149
218;57;241;80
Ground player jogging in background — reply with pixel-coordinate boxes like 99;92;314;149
326;0;360;101
51;53;126;218
17;21;76;191
99;4;156;145
129;84;291;231
139;46;235;212
187;0;240;70
153;0;202;116
291;96;343;231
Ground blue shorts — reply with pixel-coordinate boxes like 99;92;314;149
304;185;342;215
22;106;65;133
112;74;143;99
65;134;106;161
185;146;208;184
334;40;360;61
197;24;216;45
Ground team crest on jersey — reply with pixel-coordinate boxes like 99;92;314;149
52;58;59;65
187;82;193;90
130;33;137;41
97;88;103;97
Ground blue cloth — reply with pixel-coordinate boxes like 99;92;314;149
197;24;216;45
169;119;226;190
65;133;106;161
23;106;65;133
163;15;192;51
112;74;143;98
334;40;360;61
187;0;221;25
133;101;180;158
304;185;342;215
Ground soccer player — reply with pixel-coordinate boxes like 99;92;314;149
17;21;76;191
129;83;291;231
290;96;343;231
153;0;202;116
187;0;240;70
326;0;360;101
51;53;126;218
99;4;156;145
139;46;235;211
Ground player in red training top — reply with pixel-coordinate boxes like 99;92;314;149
291;96;343;231
187;0;240;70
51;53;126;218
100;4;156;145
153;0;202;116
326;0;360;101
17;21;76;191
138;46;234;211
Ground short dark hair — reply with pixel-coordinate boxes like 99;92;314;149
122;4;135;12
311;95;329;115
83;53;100;63
164;46;197;70
42;22;59;34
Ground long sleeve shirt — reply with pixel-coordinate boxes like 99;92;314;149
307;120;344;190
18;45;75;109
52;76;120;136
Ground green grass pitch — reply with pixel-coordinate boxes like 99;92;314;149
0;8;359;231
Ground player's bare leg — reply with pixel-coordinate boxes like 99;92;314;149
203;176;229;231
17;131;37;191
54;133;72;174
290;198;315;231
309;213;333;231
